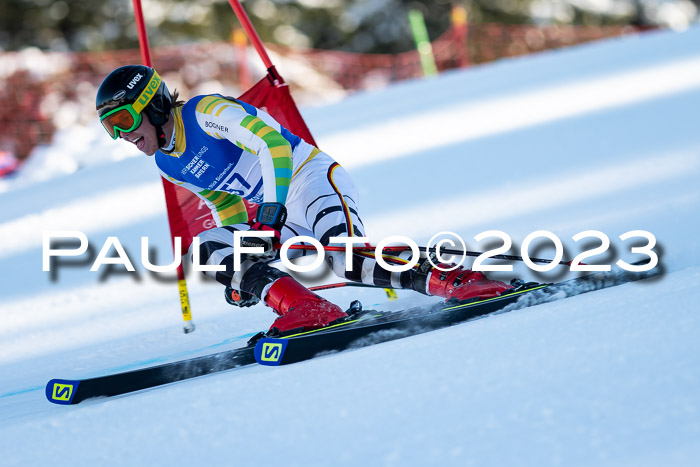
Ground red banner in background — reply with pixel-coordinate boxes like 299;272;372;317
164;68;317;256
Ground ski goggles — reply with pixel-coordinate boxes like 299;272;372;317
100;70;162;139
100;105;143;140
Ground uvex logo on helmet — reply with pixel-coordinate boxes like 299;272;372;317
127;73;143;90
137;74;162;105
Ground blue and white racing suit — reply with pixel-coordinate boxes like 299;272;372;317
156;95;414;296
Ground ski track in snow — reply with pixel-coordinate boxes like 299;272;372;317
1;27;700;466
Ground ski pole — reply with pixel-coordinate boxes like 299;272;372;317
421;246;578;267
309;282;385;292
284;244;576;267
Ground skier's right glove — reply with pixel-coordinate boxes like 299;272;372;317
238;228;278;260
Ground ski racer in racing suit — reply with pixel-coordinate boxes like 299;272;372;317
96;65;512;333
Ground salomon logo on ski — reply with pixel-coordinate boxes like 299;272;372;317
46;379;80;405
254;338;288;365
262;343;282;360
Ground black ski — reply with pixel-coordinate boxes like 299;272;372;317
46;266;658;405
46;345;256;405
253;267;660;366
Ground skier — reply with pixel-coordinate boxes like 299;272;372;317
96;65;512;333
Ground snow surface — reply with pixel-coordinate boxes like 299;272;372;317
1;27;700;466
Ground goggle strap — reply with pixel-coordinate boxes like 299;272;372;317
132;70;162;114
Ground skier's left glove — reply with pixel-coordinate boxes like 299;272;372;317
224;286;260;308
244;202;287;258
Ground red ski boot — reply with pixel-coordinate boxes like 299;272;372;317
265;276;348;333
426;264;513;301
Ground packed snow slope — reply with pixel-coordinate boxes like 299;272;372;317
1;27;700;466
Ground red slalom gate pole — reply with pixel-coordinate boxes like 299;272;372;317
132;0;152;66
227;0;274;70
226;1;399;302
132;0;195;333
